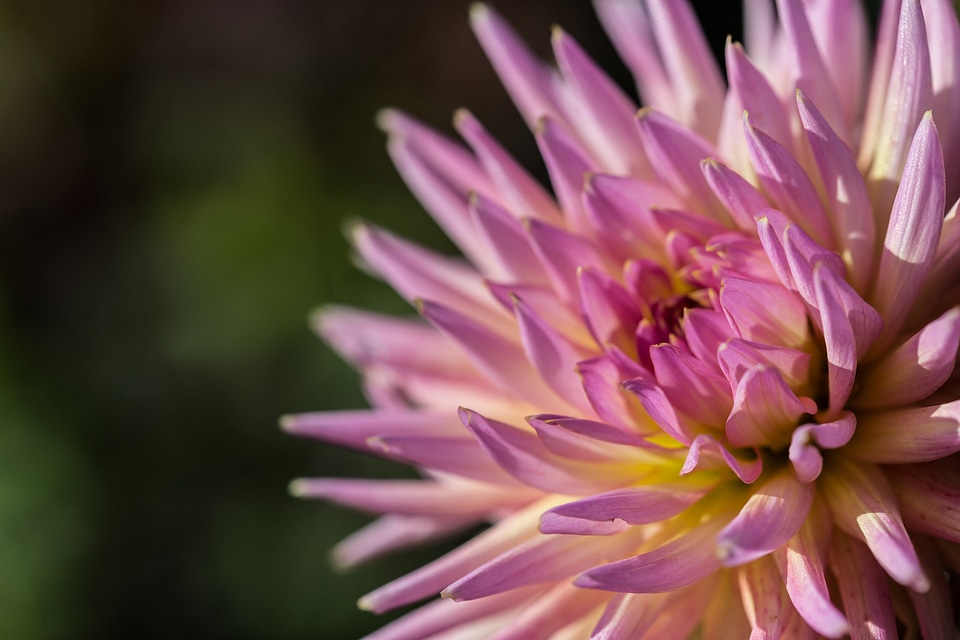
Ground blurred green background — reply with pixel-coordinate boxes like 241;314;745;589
0;1;817;638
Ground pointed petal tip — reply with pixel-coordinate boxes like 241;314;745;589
468;2;490;23
287;478;310;498
374;108;400;133
278;414;296;433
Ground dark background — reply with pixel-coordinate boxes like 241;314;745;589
5;0;908;637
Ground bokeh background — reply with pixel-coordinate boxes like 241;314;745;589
0;1;902;638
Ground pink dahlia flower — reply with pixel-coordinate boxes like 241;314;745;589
286;0;960;637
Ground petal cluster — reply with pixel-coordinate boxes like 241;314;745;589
287;1;960;637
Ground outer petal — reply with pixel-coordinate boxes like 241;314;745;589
357;496;557;612
443;530;638;603
725;364;816;449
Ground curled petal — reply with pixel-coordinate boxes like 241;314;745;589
280;409;459;450
720;276;810;350
725;364;817;449
540;484;706;535
682;434;763;484
334;514;474;571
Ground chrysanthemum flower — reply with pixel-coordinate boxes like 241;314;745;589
285;0;960;636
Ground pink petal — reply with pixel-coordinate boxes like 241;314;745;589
865;0;934;218
813;263;858;418
802;0;869;129
577;355;648;432
289;477;535;517
371;435;516;485
443;530;637;602
887;460;960;544
513;296;593;413
846;399;960;463
726;40;793;152
702;573;752;640
578;266;644;356
469;4;568;128
829;531;897;640
280;409;459;450
459;408;633;495
720;276;810;350
701;158;771;232
681;308;736;375
743;114;834;249
535;116;597;235
642;0;726;139
582;173;682;262
525;216;607;303
717;338;812;395
314;306;475;379
552;28;649;177
528;414;671;453
636;109;729;224
681;434;763;484
922;0;960;205
419;300;558;409
725;365;816;449
906;535;956;639
622;378;695;445
773;500;851;638
351;223;511;332
541;484;706;535
737;556;785;639
819;457;930;593
469;193;549;285
575;517;725;593
870;112;946;346
788;424;823;483
362;588;540;640
650;343;733;427
856;306;960;408
334;513;475;571
796;91;876;294
454;109;564;224
590;578;716;639
776;0;850;143
486;582;611;640
358;498;550;612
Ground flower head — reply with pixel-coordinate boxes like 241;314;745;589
286;0;960;637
